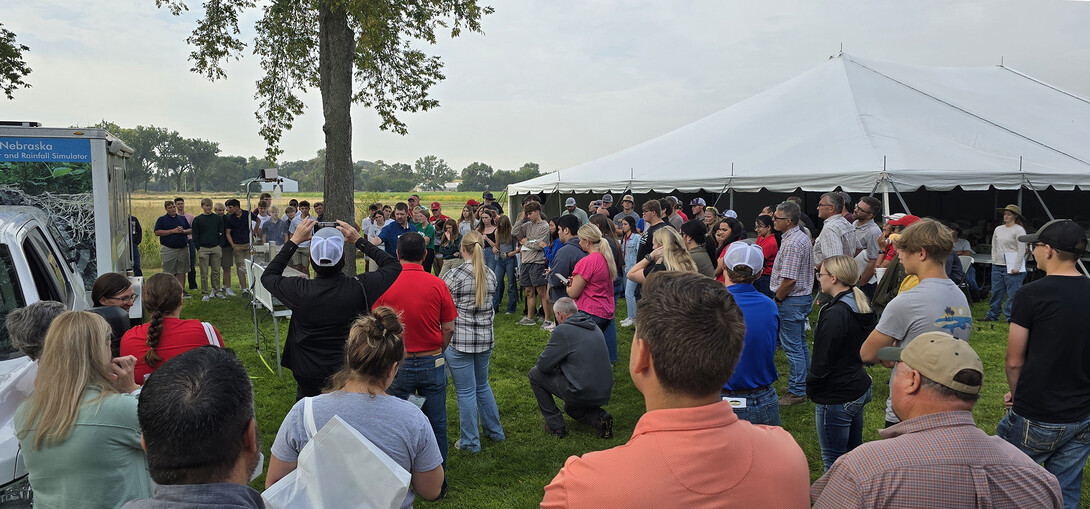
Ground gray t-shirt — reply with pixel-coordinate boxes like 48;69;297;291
271;391;443;509
876;277;972;422
854;220;882;260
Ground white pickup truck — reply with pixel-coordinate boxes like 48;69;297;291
0;206;92;507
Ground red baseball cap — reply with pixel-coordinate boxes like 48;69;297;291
888;214;920;227
467;199;480;206
430;201;441;209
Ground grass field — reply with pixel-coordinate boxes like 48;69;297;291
160;261;1090;506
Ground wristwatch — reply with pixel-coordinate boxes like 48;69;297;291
774;296;784;303
644;254;654;263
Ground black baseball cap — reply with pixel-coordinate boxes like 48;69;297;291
1018;219;1088;254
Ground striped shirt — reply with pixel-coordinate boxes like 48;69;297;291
811;411;1062;508
813;214;856;267
770;225;814;296
443;262;497;353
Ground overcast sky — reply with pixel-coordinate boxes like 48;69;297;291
6;1;1090;174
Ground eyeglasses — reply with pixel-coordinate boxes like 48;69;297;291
1030;242;1048;250
815;271;831;278
108;293;138;303
431;209;440;212
773;216;788;221
855;205;872;215
817;203;832;208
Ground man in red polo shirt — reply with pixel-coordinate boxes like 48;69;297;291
374;231;457;464
430;202;451;223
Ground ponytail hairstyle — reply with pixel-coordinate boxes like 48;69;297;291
495;214;513;244
142;273;184;368
822;254;872;314
577;224;618;280
460;231;491;307
327;306;405;394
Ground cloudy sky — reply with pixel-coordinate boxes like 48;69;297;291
5;1;1090;173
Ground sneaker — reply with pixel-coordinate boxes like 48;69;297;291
543;423;567;439
778;393;808;407
224;288;237;297
517;317;536;326
505;311;515;315
541;321;556;332
242;288;251;297
215;291;227;299
619;318;635;327
182;293;191;299
594;413;614;439
202;294;211;302
453;439;479;452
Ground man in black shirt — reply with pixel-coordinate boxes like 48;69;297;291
262;218;402;399
636;199;671;263
997;219;1090;509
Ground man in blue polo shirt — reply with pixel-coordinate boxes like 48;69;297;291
372;202;418;257
721;242;781;426
224;198;261;297
154;200;192;288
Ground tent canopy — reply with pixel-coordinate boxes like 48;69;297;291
508;53;1090;195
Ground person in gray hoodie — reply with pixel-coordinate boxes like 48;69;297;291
528;297;614;439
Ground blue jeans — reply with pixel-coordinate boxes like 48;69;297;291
623;277;637;321
723;386;781;426
491;255;518;313
987;265;1025;320
815;386;872;471
965;265;980;291
387;354;449;463
778;295;813;396
997;410;1090;509
584;312;618;363
132;243;143;276
445;347;504;452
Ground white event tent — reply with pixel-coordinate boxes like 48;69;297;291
508;53;1090;215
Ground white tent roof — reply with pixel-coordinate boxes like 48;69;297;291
509;53;1090;195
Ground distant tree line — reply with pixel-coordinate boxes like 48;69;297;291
93;122;543;193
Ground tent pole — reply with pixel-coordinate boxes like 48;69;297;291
885;176;911;214
729;189;734;210
712;162;733;209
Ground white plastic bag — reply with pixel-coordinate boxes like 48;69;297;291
263;398;411;509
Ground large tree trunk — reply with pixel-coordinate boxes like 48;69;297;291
319;3;356;275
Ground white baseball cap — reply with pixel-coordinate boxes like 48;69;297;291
310;227;345;266
722;242;764;275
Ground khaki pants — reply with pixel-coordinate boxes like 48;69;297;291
197;246;222;294
160;246;190;275
233;244;250;276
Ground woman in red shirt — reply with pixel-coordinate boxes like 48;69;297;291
120;273;222;384
753;214;779;298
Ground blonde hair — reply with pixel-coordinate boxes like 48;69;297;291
822;254;872;314
578;224;618;280
460;231;491;307
893;218;954;262
654;227;698;273
17;311;119;450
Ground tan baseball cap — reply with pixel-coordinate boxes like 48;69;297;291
877;332;983;394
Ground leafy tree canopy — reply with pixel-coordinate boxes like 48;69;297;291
0;22;32;100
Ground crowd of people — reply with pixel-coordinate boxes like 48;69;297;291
5;187;1090;508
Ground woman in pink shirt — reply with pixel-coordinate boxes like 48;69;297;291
566;224;618;337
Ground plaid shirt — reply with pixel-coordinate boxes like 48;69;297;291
443;262;497;353
811;411;1062;508
770;225;814;296
813;214;856;266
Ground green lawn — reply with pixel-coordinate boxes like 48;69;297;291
172;269;1089;507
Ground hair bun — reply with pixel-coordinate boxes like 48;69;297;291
371;306;404;337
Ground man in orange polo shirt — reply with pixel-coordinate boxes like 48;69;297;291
374;232;457;465
541;271;810;508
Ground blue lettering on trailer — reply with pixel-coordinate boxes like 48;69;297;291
0;137;92;162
